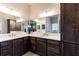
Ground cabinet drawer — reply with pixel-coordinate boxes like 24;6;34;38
37;38;46;43
47;40;59;56
48;40;59;45
48;44;59;53
30;37;36;39
48;47;59;54
0;40;12;47
13;39;23;45
1;46;10;50
38;40;46;44
48;51;59;56
1;49;8;55
1;45;13;56
24;37;28;39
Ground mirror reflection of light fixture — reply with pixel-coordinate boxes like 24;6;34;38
39;11;54;18
16;18;24;22
28;25;31;28
0;6;21;17
35;19;40;23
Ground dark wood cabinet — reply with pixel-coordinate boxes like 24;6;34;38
0;40;13;56
74;4;79;44
13;38;24;56
75;44;79;56
61;3;79;56
30;37;37;53
23;37;28;54
61;3;76;43
47;40;60;56
63;42;79;56
36;38;47;56
13;37;28;56
29;37;60;56
63;42;76;56
0;36;60;56
0;36;30;56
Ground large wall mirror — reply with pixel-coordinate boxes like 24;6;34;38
20;14;60;34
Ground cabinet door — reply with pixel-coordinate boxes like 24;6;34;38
47;40;59;56
30;37;37;53
37;38;47;56
63;42;76;56
13;38;24;56
19;38;24;55
74;4;79;44
75;44;79;56
23;37;28;54
0;40;13;56
61;3;76;43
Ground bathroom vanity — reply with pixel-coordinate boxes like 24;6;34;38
0;32;60;56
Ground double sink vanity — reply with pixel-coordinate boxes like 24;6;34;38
0;14;60;56
0;31;60;56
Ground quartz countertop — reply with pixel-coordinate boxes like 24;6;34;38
0;31;60;42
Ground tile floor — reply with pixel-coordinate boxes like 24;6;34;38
23;51;39;56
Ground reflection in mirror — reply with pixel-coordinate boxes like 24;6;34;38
21;20;28;32
34;17;46;33
46;14;60;33
42;24;45;29
28;14;60;33
37;25;40;29
29;20;37;32
20;15;60;34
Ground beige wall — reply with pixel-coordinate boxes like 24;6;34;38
29;3;60;19
0;12;16;19
0;3;29;20
0;3;60;20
